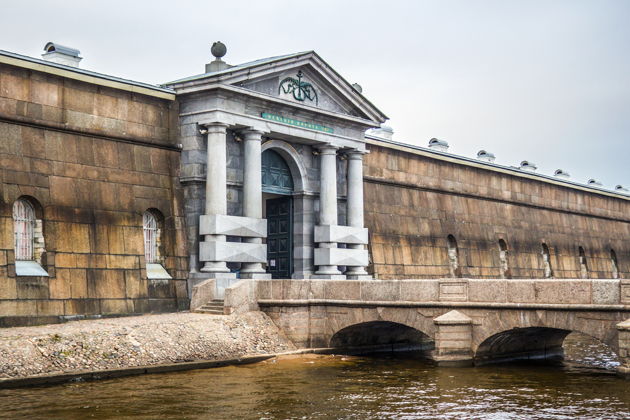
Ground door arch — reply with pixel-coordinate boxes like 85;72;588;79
262;149;294;278
262;149;294;194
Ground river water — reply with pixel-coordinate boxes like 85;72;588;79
0;333;628;419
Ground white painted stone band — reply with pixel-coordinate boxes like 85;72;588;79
314;247;369;267
199;214;267;238
200;241;267;263
314;224;368;244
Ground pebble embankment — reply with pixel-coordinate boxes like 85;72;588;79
0;311;296;380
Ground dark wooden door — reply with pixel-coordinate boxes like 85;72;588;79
266;196;292;279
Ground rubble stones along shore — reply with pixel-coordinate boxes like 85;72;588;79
0;312;296;379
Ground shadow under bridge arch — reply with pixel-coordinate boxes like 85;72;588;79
329;321;434;355
474;327;573;365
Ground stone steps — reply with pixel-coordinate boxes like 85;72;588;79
195;299;225;315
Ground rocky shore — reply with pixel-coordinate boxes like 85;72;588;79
0;311;296;380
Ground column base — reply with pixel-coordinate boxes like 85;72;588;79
196;271;236;280
240;272;272;280
311;274;347;280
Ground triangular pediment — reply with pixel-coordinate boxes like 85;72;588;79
168;51;387;125
239;65;365;118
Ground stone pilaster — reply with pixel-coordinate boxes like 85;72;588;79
199;123;233;278
432;310;474;366
313;144;344;279
617;319;630;379
240;129;270;279
345;150;370;279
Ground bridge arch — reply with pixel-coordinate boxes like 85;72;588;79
473;313;622;364
475;327;571;363
329;321;434;352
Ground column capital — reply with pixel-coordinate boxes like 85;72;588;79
201;122;229;134
317;144;339;155
346;149;369;160
240;128;265;140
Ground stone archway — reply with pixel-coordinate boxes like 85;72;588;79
261;140;314;278
330;321;434;354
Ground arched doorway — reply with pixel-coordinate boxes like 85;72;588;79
262;149;294;278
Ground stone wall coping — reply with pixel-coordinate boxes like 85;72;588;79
0;49;175;100
256;299;630;312
255;278;624;306
365;137;630;202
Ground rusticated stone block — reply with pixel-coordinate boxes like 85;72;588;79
592;280;620;304
0;275;17;299
101;299;133;315
506;280;536;303
324;280;360;300
533;280;591;304
400;280;439;301
87;269;126;299
49;269;72;299
36;300;64;316
468;280;507;303
360;280;400;301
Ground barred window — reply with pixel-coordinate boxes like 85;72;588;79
13;199;35;261
143;211;159;264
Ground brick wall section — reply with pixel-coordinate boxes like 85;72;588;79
0;63;188;326
364;143;630;280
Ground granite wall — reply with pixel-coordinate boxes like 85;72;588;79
0;62;188;326
363;142;630;280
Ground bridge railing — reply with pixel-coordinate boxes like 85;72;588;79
253;278;630;308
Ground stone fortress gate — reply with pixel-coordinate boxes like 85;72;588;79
166;43;387;296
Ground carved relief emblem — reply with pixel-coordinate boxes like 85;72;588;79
279;70;318;105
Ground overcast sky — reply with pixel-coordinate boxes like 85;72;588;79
2;0;628;188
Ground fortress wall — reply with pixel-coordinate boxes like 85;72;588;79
0;63;188;326
364;142;630;280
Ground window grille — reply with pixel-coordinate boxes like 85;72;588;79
13;200;35;261
143;211;159;263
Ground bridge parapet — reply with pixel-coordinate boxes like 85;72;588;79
255;278;628;307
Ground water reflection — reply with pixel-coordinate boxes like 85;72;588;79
0;333;628;420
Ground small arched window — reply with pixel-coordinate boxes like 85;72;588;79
13;199;35;261
610;249;619;279
578;246;588;279
143;211;160;264
447;235;461;278
142;210;171;280
541;243;553;278
498;239;510;279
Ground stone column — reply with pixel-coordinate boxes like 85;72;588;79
315;145;342;276
200;123;230;274
345;150;370;278
240;129;269;278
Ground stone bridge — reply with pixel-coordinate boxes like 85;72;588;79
198;278;630;377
